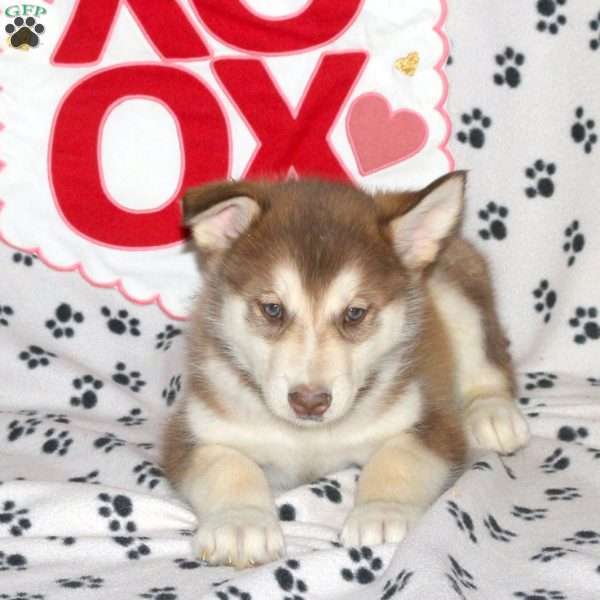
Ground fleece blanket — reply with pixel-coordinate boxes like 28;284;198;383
1;1;600;599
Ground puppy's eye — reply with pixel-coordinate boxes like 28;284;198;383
344;306;367;324
261;303;284;321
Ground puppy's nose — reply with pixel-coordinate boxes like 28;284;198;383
288;385;332;418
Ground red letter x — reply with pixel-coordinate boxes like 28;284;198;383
214;52;367;180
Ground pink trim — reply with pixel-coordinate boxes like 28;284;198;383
0;200;187;321
434;0;455;172
0;0;454;321
190;0;364;57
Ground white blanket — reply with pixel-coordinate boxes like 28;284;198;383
2;1;600;599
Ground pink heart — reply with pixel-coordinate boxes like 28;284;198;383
346;93;428;175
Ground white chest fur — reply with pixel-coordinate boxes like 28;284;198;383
186;381;422;491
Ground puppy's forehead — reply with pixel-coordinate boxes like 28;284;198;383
273;263;362;318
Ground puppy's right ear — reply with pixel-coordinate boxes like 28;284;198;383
183;181;266;251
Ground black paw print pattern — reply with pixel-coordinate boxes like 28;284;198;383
155;324;182;350
478;202;508;241
279;502;296;521
174;557;202;570
446;555;477;599
531;546;574;563
214;585;252;600
69;470;101;485
512;505;548;521
0;304;14;327
42;428;73;456
571;107;597;153
589;446;600;458
540;448;570;473
447;501;477;543
18;345;56;369
456;108;492;149
590;11;600;50
56;575;104;589
70;375;103;409
7;413;42;442
536;0;567;34
94;432;126;453
557;425;588;442
5;15;45;48
381;569;414;599
309;477;342;503
532;280;557;323
483;514;517;542
45;303;84;339
0;500;32;536
518;397;546;418
0;594;44;600
569;306;599;344
493;47;525;88
140;587;177;600
275;559;308;597
12;251;37;266
588;377;600;386
525;160;556;198
97;493;151;560
524;372;557;390
514;590;566;600
545;487;581;501
46;535;76;546
133;461;164;490
0;551;27;571
564;530;600;545
101;307;141;336
112;362;146;392
278;503;297;521
117;408;145;426
340;547;383;584
563;220;585;266
162;375;182;407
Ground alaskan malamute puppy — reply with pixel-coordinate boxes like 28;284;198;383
163;173;529;568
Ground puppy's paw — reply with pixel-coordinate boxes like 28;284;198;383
340;501;424;547
193;506;284;568
465;396;530;454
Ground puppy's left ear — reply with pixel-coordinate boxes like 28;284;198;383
376;171;466;269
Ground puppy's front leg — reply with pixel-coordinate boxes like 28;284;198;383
178;444;284;568
341;433;451;547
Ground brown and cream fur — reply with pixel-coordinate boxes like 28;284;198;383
163;173;529;567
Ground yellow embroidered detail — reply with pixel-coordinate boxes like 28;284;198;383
394;52;419;76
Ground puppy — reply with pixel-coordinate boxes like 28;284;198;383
163;172;529;568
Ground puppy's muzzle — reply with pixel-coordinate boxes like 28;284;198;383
288;385;332;419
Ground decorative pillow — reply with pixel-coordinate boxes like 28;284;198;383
0;0;451;318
